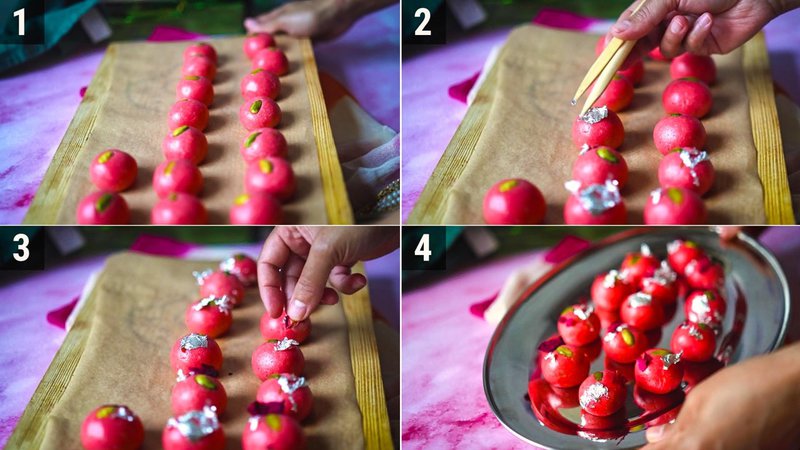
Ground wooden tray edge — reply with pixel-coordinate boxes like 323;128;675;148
6;255;390;449
744;32;795;224
300;39;355;225
405;47;505;224
23;45;117;225
341;262;394;450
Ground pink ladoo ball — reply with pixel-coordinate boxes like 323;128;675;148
176;75;214;106
196;270;246;306
243;32;277;59
183;42;217;64
241;128;288;162
89;149;138;192
229;193;284;225
171;374;228;416
649;46;673;61
168;99;209;131
151;193;208;225
245;157;296;201
563;181;627;225
662;78;713;118
653;114;707;155
260;313;311;343
240;97;281;131
76;191;130;224
572;146;628;188
644;187;707;224
593;74;634;112
241;69;281;100
163;408;225;450
256;374;313;421
81;405;144;450
572;107;625;150
219;253;258;287
170;333;224;374
251;338;305;380
670;53;716;85
182;55;217;81
658;148;715;195
482;178;546;225
162;125;208;165
242;413;306;450
153;160;204;198
252;47;290;76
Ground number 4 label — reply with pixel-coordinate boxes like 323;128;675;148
415;234;432;262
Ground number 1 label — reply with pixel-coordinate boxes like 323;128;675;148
13;8;25;36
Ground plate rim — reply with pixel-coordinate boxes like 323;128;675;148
482;228;791;448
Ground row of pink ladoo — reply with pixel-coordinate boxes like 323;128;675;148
80;254;311;449
77;34;295;224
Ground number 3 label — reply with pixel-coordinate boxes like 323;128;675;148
13;233;29;262
414;8;432;36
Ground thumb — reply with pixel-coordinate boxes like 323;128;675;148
645;421;675;445
286;243;337;321
244;14;284;35
612;0;677;41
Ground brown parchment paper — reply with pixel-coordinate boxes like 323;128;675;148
40;252;363;449
55;36;329;224
443;25;765;224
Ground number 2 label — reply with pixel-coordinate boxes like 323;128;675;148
414;8;432;36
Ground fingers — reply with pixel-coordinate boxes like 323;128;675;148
257;231;292;318
329;265;368;295
286;242;337;321
612;0;679;41
660;14;690;58
684;12;713;55
281;253;306;304
243;8;286;34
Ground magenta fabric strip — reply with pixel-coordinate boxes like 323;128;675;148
130;234;198;257
45;296;79;330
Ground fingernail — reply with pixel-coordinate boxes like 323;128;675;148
354;278;367;290
670;19;684;33
613;20;631;33
697;13;711;28
244;18;258;29
287;299;308;321
646;424;667;442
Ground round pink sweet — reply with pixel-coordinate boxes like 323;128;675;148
662;78;712;118
256;374;313;421
153;160;204;198
162;125;208;165
241;69;281;100
76;191;130;224
182;55;217;80
670;53;716;85
252;48;289;76
89;149;138;192
81;405;144;450
229;193;284;224
168;99;209;131
644;187;707;224
572;109;625;149
239;97;281;131
183;42;217;64
151;193;208;225
176;75;214;106
658;148;715;195
251;339;305;380
169;333;223;373
243;33;276;59
244;157;296;201
653;114;707;155
563;193;627;224
171;374;228;416
592;74;634;112
571;146;628;188
242;414;305;450
482;178;546;225
241;128;288;162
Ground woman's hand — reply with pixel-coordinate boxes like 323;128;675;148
257;226;398;321
643;341;800;450
610;0;793;58
244;0;396;40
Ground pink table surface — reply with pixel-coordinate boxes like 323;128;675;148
401;10;800;222
401;227;800;449
0;241;399;447
0;5;399;224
